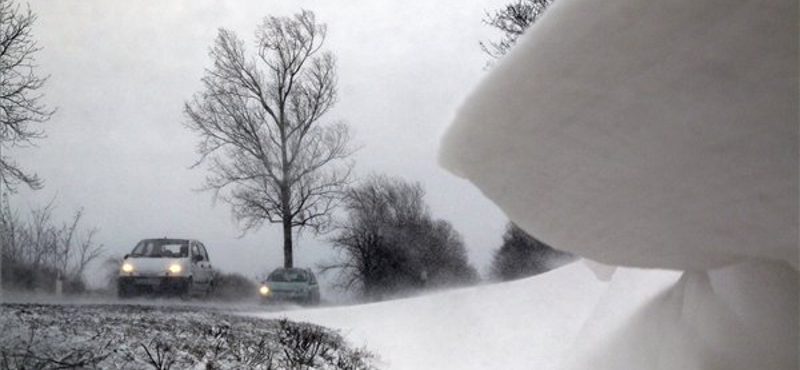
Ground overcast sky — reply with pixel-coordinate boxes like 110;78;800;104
13;0;512;288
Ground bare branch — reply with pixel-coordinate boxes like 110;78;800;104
0;0;54;192
480;0;553;64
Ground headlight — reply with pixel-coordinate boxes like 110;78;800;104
168;264;182;274
121;263;134;273
259;285;270;295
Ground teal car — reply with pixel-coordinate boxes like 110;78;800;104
258;268;321;305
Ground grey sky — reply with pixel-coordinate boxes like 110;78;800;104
14;0;511;287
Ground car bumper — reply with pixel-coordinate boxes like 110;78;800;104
260;291;309;302
118;276;190;293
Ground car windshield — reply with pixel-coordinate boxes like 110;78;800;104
268;269;308;283
130;240;189;258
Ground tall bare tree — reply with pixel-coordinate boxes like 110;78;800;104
0;0;52;191
480;0;553;62
0;0;53;298
185;10;353;268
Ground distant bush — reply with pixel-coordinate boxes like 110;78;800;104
323;174;479;301
1;256;86;295
0;199;103;294
490;222;576;281
208;271;258;301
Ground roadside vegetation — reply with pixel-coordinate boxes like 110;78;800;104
207;271;259;302
0;303;377;369
322;174;478;301
0;199;103;295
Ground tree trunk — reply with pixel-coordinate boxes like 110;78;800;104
283;217;293;268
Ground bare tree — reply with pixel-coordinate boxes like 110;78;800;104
0;0;53;191
185;10;353;268
480;0;553;62
56;208;103;282
0;0;53;299
490;222;575;281
322;175;477;300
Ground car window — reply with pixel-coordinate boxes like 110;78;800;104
268;269;308;283
199;243;210;262
191;244;203;261
131;240;189;258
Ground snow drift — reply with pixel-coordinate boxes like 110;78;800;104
439;0;798;368
250;262;682;370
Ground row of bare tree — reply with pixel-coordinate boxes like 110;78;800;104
0;199;103;292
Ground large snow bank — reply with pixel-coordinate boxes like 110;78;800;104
440;0;797;270
439;0;798;368
441;0;800;370
250;262;681;370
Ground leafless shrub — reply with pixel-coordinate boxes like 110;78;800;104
0;199;104;293
0;304;378;370
278;318;333;368
140;339;175;370
0;314;112;369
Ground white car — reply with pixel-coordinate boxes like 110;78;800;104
118;238;214;298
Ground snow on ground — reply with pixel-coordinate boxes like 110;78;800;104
246;262;682;370
0;302;377;369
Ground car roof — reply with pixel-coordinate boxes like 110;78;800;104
270;267;310;273
139;238;198;243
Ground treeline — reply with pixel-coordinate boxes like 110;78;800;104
0;200;103;293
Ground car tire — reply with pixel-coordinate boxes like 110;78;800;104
205;280;214;297
118;282;135;299
180;278;194;300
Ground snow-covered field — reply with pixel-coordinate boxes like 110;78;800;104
0;302;377;369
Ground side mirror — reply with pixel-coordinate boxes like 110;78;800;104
193;255;203;263
123;254;129;260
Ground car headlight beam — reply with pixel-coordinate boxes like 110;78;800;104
121;263;134;273
259;285;270;296
168;264;182;274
